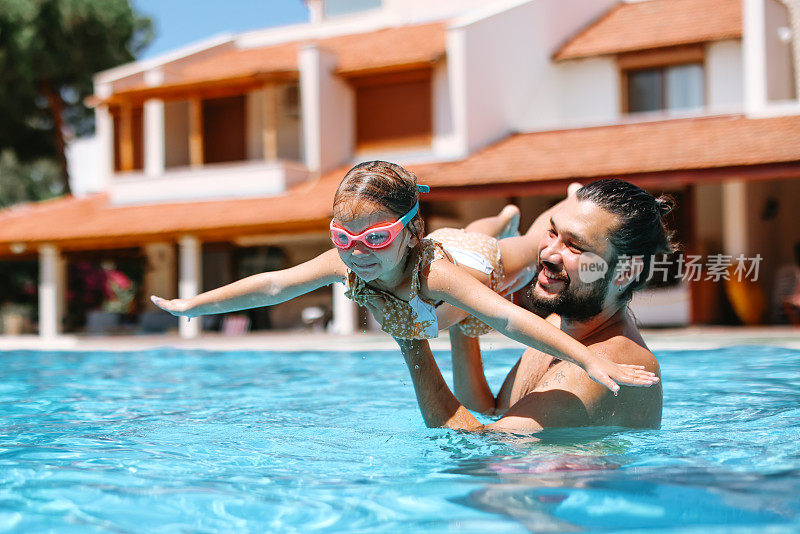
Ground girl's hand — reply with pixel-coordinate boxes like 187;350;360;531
150;295;194;317
584;359;659;395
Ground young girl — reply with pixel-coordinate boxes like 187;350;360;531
152;161;658;393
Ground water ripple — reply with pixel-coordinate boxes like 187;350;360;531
0;347;798;532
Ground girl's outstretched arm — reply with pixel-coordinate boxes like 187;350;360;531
421;260;659;393
151;248;347;318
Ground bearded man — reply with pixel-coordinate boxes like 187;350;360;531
398;178;674;432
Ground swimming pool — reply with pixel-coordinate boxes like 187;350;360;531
1;344;798;532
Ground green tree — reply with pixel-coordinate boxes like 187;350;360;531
0;149;63;208
0;0;153;195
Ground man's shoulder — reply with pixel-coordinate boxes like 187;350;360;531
590;334;660;372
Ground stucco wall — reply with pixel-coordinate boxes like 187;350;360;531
432;58;459;158
765;0;797;101
556;57;620;126
707;40;745;111
300;45;354;173
66;135;104;196
449;0;617;154
384;0;490;22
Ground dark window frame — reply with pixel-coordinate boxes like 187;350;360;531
617;44;707;114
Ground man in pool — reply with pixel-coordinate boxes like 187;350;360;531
397;178;673;432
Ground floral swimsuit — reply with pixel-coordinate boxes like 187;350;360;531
344;229;504;340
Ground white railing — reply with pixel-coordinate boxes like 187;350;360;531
110;159;310;205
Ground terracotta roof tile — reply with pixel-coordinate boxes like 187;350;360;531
0;173;340;253
166;42;301;85
318;22;446;74
412;115;800;187
4;114;799;253
109;23;446;96
554;0;742;60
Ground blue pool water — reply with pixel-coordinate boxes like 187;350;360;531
1;345;798;532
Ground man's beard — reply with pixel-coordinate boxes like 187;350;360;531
526;264;610;322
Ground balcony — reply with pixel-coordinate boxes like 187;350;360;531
110;159;310;205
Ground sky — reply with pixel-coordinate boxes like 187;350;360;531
133;0;310;59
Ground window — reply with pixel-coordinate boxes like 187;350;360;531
353;69;432;151
627;63;704;113
324;0;381;18
112;104;143;172
618;45;706;114
202;95;246;164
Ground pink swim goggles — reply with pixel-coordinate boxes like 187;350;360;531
330;201;421;250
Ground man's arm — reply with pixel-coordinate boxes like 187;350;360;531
397;335;595;433
486;359;598;433
449;326;496;414
399;332;660;433
488;337;662;432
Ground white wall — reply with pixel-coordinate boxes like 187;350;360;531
240;0;502;50
448;0;617;155
66;135;105;197
707;40;745;111
384;0;493;23
300;44;354;174
765;0;797;101
432;58;460;158
556;57;620;126
318;54;353;173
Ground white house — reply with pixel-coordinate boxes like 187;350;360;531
2;0;799;337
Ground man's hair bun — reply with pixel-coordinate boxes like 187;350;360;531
655;196;675;218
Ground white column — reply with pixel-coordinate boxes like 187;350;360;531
445;26;469;158
38;244;61;338
306;0;324;23
744;0;768;114
300;44;323;173
179;235;202;339
330;282;357;334
299;44;352;174
144;98;165;177
722;181;749;257
781;0;800;99
56;253;67;331
95;104;114;187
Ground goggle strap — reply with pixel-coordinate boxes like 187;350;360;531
398;201;419;226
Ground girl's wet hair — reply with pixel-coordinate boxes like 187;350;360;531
576;178;677;300
333;160;425;242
